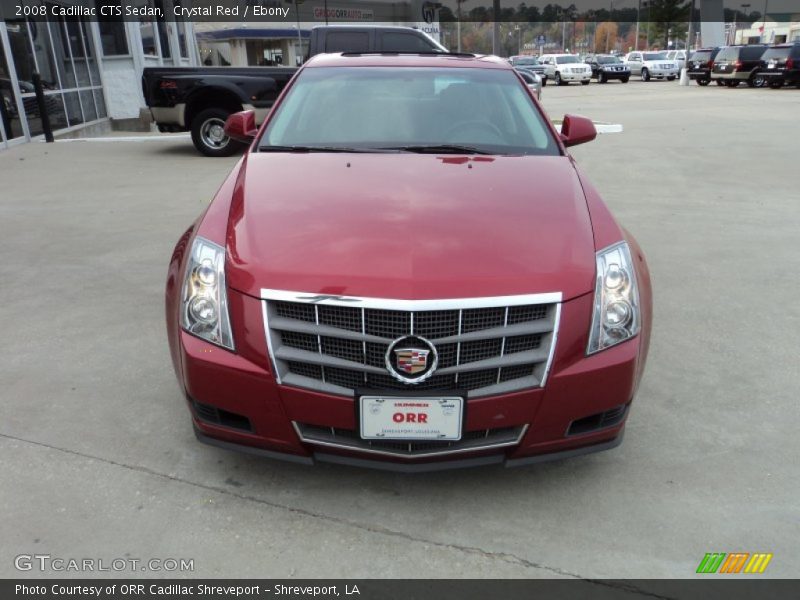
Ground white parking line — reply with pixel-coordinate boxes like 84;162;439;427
52;134;191;143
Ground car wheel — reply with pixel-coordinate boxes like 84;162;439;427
555;72;563;86
598;73;607;83
190;108;243;157
747;73;766;88
541;77;547;87
667;76;676;81
715;79;725;86
620;76;629;83
697;78;710;86
641;68;650;82
581;80;590;85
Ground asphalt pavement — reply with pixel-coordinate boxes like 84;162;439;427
1;80;798;580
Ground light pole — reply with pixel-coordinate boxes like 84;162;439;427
635;0;641;50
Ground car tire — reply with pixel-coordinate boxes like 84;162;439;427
667;76;676;81
641;68;650;82
697;78;710;86
541;77;547;87
715;79;725;86
555;72;564;86
581;80;590;85
620;76;629;83
599;73;607;83
191;108;243;157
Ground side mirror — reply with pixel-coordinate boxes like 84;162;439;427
223;110;258;143
560;114;597;147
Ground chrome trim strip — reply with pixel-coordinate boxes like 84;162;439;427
261;299;282;384
540;302;562;388
292;422;529;460
260;289;562;310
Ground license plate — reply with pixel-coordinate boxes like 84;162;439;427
359;396;463;441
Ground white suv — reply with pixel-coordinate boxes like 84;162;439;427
623;51;680;81
539;54;592;86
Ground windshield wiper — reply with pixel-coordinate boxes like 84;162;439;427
258;145;376;153
378;144;494;155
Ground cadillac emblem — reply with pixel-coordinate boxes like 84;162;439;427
385;336;439;384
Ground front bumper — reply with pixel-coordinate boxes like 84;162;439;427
598;70;630;80
647;69;678;78
175;291;643;471
558;71;592;82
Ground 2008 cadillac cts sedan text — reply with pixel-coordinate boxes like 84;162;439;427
165;53;652;472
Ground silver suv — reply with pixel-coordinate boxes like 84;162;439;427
539;54;592;86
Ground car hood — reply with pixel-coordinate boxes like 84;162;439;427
225;153;596;301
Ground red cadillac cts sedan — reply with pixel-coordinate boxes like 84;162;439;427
165;53;652;471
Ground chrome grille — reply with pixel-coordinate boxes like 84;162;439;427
262;290;561;398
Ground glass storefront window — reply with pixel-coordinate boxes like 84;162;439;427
140;19;157;56
176;20;189;59
49;19;78;89
0;33;25;139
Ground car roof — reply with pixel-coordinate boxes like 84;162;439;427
304;53;512;69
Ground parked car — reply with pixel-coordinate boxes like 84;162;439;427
665;50;687;70
686;47;721;85
516;68;543;99
757;43;800;88
165;52;652;471
622;51;679;81
584;54;631;83
539;54;592;85
711;44;768;87
510;55;547;82
143;26;447;156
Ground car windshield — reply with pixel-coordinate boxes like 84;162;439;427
691;50;712;61
643;52;667;60
514;57;540;66
597;56;622;64
259;66;559;156
556;56;579;64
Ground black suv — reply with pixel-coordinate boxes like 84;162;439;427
711;45;768;87
757;43;800;88
584;54;631;83
686;47;721;86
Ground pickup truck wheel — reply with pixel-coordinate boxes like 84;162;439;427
641;68;650;82
191;108;241;157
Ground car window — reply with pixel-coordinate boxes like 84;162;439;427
380;33;437;53
629;54;641;61
261;66;559;156
597;56;621;64
325;32;370;53
716;47;738;61
643;52;667;60
691;50;712;61
761;47;792;60
741;46;766;60
556;56;579;64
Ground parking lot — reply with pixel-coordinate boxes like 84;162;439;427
1;80;798;580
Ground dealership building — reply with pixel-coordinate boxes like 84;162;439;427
0;1;199;150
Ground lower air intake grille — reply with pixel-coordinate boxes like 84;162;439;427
295;422;527;458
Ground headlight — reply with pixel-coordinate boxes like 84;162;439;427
587;241;640;354
180;236;234;350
